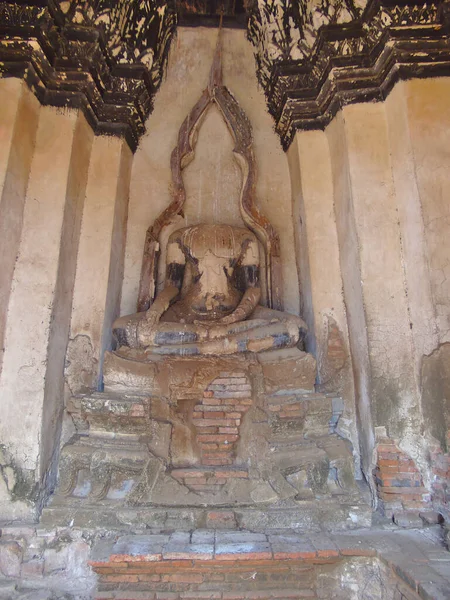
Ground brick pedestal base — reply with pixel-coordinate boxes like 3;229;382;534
192;372;252;466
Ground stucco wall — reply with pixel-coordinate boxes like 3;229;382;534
288;78;450;486
0;92;97;518
121;27;299;318
0;66;448;519
0;80;133;519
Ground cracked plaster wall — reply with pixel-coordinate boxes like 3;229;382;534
0;80;96;518
67;135;132;395
287;77;450;487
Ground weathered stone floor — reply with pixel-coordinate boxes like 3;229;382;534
0;524;449;599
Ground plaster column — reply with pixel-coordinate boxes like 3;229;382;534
288;130;360;467
326;112;375;480
390;78;450;452
0;108;93;519
403;78;450;346
0;80;40;374
67;136;133;394
287;136;314;347
329;103;425;473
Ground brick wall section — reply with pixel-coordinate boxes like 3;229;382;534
373;436;430;517
192;372;252;467
430;429;450;514
90;528;449;600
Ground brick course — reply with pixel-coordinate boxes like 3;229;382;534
91;529;450;600
190;373;252;478
373;436;430;517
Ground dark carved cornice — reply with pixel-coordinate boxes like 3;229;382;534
0;1;177;152
2;1;450;152
248;0;450;150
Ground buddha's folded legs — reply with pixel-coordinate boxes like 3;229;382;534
113;307;307;355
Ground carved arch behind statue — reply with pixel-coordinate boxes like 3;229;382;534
137;40;283;312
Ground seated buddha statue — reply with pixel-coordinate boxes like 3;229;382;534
113;223;306;356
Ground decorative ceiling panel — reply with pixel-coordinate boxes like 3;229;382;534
247;0;450;149
1;0;449;151
0;0;177;151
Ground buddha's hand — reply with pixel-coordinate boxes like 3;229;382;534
144;307;162;330
217;312;241;325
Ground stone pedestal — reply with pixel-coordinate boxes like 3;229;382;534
47;347;370;531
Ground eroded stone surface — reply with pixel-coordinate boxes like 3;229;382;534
53;348;369;531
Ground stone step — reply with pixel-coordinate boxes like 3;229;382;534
90;527;450;600
42;491;372;532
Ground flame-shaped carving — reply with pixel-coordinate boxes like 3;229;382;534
138;31;283;312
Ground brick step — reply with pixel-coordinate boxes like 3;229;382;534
90;527;450;600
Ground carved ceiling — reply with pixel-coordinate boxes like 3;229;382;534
1;0;449;151
0;0;177;151
247;0;450;149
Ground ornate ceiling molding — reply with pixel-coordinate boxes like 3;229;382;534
247;0;450;150
2;1;449;151
0;0;176;151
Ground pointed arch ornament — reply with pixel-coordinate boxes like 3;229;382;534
137;32;284;313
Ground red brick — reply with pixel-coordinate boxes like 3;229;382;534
206;511;236;529
202;458;234;466
221;398;252;405
137;574;161;582
163;573;203;583
198;442;218;450
378;459;400;468
214;470;248;478
196;419;240;427
103;574;139;583
273;551;316;560
377;452;401;460
200;428;221;435
202;397;222;405
110;553;162;563
202;411;226;418
216;551;273;561
317;549;340;558
184;477;208;485
340;548;377;557
218;427;239;434
197;434;239;443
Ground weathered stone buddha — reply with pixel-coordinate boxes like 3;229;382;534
113;223;306;356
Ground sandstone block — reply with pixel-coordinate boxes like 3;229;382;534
0;541;22;577
258;348;316;394
103;351;160;394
